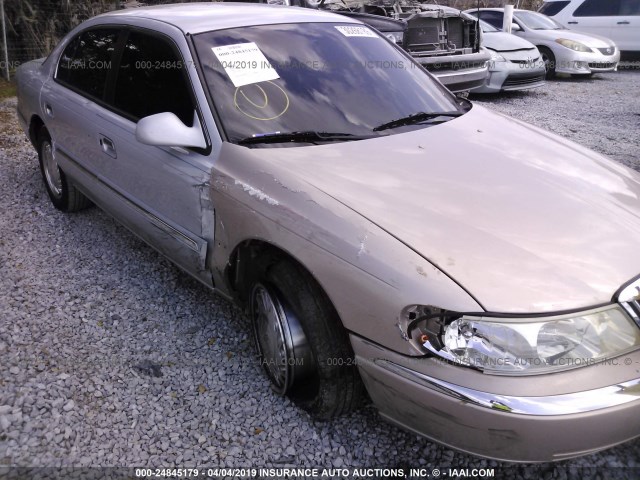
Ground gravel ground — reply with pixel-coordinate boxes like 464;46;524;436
1;71;640;479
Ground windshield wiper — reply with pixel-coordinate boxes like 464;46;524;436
238;131;376;145
372;111;463;132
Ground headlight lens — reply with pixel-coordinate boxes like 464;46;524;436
422;306;640;375
384;31;404;45
556;38;593;53
489;50;506;62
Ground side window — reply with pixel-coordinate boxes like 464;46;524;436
574;0;620;16
113;31;194;126
620;0;640;15
56;29;119;100
478;12;504;29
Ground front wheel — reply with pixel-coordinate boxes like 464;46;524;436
37;127;91;212
539;47;556;79
249;258;364;419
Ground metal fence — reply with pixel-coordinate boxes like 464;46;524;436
1;0;9;81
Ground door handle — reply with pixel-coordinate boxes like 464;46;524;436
617;21;630;25
44;103;54;118
568;21;578;24
99;135;117;159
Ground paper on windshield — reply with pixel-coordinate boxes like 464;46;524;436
212;42;280;87
334;26;378;38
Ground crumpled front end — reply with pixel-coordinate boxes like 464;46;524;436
322;0;490;92
352;329;640;462
402;7;490;92
352;277;640;462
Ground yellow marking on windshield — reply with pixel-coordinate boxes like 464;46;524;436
234;81;290;121
240;85;268;109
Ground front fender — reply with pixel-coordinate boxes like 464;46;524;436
209;142;482;355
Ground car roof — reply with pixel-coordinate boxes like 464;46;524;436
96;3;350;34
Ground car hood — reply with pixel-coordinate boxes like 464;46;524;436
484;31;538;52
519;28;616;47
250;105;640;314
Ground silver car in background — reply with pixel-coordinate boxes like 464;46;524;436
465;8;620;77
475;19;546;93
15;3;640;463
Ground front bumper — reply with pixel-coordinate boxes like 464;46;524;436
475;59;546;94
415;51;490;93
554;47;621;75
352;334;640;462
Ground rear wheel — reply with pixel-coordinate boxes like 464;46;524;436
37;127;91;212
539;47;556;79
249;257;364;419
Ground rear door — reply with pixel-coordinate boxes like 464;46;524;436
43;27;122;178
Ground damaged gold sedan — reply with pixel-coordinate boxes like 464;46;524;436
16;3;640;462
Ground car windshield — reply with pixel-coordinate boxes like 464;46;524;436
515;11;566;30
193;22;462;146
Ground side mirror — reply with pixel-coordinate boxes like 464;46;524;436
136;111;206;149
511;23;522;32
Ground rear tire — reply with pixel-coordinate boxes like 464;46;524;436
249;257;364;419
37;127;91;212
539;47;556;79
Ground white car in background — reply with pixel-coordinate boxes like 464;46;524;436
475;20;546;93
465;8;621;78
539;0;640;57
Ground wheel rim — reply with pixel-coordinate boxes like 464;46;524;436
42;141;63;198
251;283;314;395
541;51;553;73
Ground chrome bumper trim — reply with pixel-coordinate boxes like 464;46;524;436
374;359;640;416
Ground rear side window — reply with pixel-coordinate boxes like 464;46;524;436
620;0;640;15
56;29;119;100
112;31;194;125
539;1;571;16
574;0;620;16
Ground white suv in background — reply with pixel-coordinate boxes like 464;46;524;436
540;0;640;56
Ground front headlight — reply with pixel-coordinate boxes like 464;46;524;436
489;50;506;62
556;38;593;53
384;31;404;45
405;305;640;375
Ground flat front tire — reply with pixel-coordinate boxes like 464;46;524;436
249;258;364;419
37;127;91;212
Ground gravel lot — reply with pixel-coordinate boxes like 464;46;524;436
1;70;640;479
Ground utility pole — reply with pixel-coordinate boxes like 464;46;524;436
1;0;9;81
